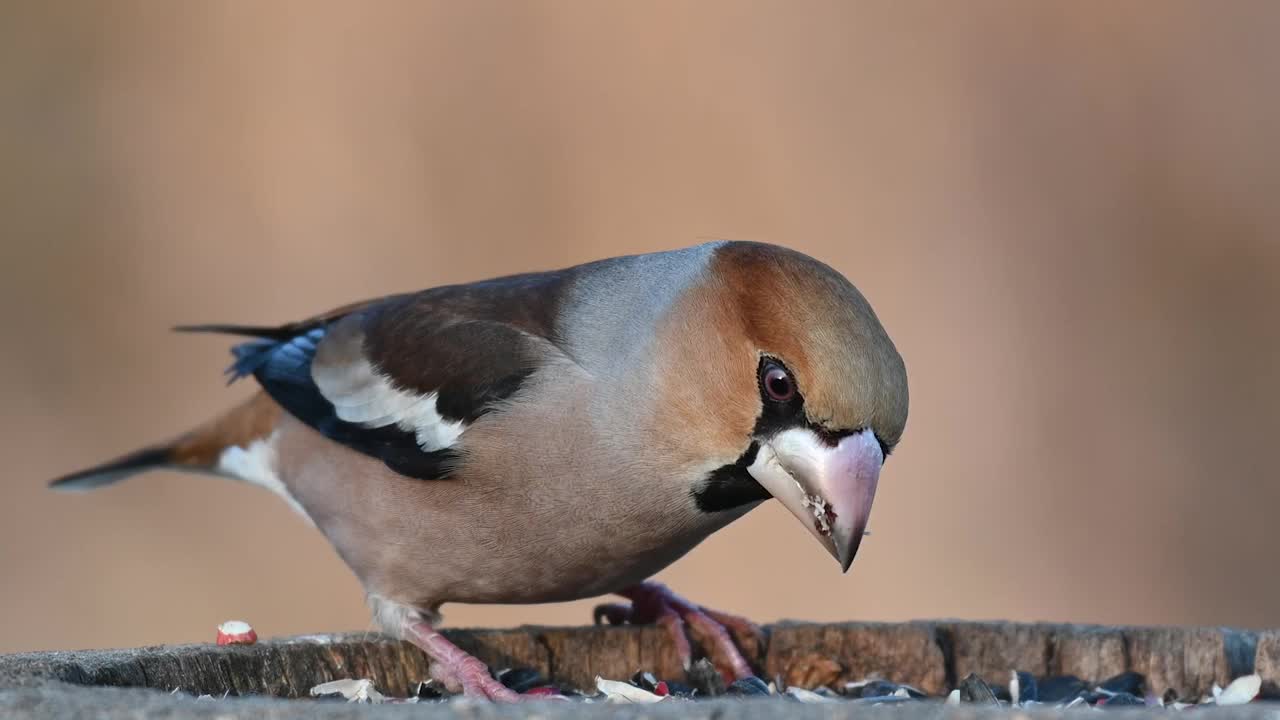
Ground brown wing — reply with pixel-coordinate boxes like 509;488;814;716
182;269;574;480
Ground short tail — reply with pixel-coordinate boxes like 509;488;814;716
48;392;282;492
48;446;176;492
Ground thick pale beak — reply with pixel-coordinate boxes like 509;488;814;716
747;427;883;572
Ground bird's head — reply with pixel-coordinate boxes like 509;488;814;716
654;241;908;572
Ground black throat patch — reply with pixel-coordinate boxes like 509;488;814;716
691;442;771;513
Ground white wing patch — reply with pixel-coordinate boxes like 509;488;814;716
311;353;466;452
216;432;313;524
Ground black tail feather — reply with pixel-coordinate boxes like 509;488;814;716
174;323;298;341
226;337;283;383
48;446;174;492
175;324;313;384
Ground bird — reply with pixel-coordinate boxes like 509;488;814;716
50;241;909;700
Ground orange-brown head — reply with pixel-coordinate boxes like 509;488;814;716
652;241;908;571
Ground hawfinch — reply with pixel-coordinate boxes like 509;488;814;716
52;241;908;700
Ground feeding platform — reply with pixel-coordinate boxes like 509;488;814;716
2;621;1279;718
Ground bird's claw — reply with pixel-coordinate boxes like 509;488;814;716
592;602;633;626
428;661;522;701
597;581;761;683
700;607;767;666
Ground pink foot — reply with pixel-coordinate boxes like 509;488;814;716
403;620;523;701
594;581;763;682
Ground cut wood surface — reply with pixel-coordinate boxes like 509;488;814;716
0;621;1270;707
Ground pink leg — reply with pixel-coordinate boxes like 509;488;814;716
595;582;761;682
403;620;522;701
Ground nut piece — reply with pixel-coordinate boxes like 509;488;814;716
215;620;258;646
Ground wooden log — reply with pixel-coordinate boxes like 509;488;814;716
536;625;683;691
0;621;1264;701
1046;625;1126;683
764;622;948;694
1255;630;1280;698
938;622;1256;700
0;635;433;698
1123;626;1255;699
940;622;1055;684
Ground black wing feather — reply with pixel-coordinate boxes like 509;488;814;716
230;328;457;481
199;270;574;481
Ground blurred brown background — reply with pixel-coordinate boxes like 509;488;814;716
3;1;1279;654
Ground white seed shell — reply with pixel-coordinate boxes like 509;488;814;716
1215;674;1261;706
786;687;836;703
309;678;385;704
594;677;665;703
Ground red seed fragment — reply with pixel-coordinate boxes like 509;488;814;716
216;620;257;646
523;686;560;697
523;685;572;701
654;681;670;697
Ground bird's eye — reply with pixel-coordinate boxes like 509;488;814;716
761;363;796;402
